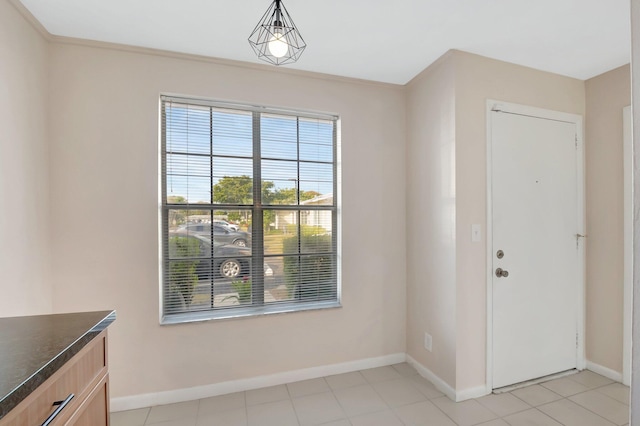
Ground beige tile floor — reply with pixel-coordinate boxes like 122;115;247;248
110;364;630;426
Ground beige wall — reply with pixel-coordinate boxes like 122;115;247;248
453;51;586;391
406;50;586;394
1;0;631;402
406;52;458;387
0;1;52;317
47;42;407;398
585;64;630;373
630;0;640;419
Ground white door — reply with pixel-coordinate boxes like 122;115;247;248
491;107;583;389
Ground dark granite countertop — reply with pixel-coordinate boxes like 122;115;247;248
0;310;116;420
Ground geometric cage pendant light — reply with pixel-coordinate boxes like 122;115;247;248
248;0;306;65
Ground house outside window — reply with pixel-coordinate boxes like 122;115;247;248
160;95;340;323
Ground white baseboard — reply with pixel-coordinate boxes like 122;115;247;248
110;352;406;412
405;354;456;401
406;355;489;402
586;360;623;383
456;385;490;402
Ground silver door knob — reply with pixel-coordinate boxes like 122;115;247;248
495;268;509;278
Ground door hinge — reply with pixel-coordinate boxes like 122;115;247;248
575;134;578;148
576;333;579;348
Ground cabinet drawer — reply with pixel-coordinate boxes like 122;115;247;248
66;375;109;426
0;331;107;426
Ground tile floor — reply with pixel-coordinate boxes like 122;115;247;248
110;364;630;426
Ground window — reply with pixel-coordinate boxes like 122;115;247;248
160;96;339;323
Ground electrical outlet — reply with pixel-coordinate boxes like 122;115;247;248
424;333;433;352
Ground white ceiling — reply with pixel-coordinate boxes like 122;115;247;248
17;0;631;85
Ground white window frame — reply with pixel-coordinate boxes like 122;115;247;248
159;95;341;324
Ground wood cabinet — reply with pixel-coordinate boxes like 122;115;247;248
0;330;110;426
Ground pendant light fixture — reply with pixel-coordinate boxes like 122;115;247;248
248;0;306;66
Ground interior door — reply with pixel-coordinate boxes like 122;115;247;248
491;109;581;389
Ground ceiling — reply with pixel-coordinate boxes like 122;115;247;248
17;0;631;85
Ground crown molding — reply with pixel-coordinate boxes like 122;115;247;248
50;34;404;90
8;0;52;41
8;0;404;90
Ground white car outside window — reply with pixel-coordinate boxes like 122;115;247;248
214;220;239;231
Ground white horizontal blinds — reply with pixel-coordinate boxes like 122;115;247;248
211;108;254;205
261;114;336;305
165;102;211;204
162;95;337;319
163;100;215;314
208;108;255;310
163;100;256;314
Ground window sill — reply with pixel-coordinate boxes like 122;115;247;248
160;300;342;325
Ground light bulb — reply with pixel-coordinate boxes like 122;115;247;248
268;32;289;58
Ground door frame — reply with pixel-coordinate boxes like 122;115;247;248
623;105;632;386
485;100;586;392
